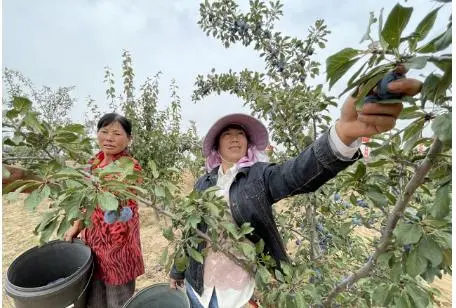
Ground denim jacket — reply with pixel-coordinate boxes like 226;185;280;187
170;131;361;295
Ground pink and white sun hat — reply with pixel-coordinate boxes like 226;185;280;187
202;113;269;157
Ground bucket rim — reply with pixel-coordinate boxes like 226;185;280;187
5;239;92;295
122;283;190;308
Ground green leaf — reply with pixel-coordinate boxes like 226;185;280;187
377;251;393;266
393;222;423;245
240;222;254;235
366;190;388;207
367;159;390;167
12;96;33;112
435;65;452;102
326;48;361;89
255;239;265;254
399;106;425;120
294;292;306;307
418;236;443;267
347;62;368;87
187;247;204;264
223;222;240;239
414;7;440;42
257;266;272;284
406;249;428;277
23;112;44;132
40;218;59;244
154;186;166;198
421;73;441;102
353;162;366;180
3;167;11;179
355;72;386;109
391;262;402;282
147;160;159;178
97;191;118;211
162;227;174;241
429;183;451;219
417;28;451;53
372;284;390;306
394;292;412;308
6;109;21;119
405;283;429;308
56;217;71;239
67;205;81;220
174;252;188;272
54;131;79;143
281;262;292;277
63;124;86;134
381;4;413;49
274;269;285;282
403;119;425;152
51;168;84;180
239;242;256;260
405;56;428;70
2;179;28;194
431;113;451;143
434;27;452;51
187;215;201;229
37;210;59;232
24;185;51;211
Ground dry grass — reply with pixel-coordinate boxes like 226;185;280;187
2;175;452;307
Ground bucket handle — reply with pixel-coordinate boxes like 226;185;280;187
65;262;94;308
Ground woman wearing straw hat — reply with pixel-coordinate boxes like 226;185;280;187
169;75;422;308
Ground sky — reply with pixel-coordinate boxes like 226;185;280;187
2;0;452;138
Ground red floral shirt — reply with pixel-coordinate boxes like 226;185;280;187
81;150;145;285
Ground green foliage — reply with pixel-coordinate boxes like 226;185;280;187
195;0;334;156
1;1;451;307
84;51;202;206
186;1;452;307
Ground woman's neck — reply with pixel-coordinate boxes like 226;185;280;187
101;153;114;166
221;161;234;173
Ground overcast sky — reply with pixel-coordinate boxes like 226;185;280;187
3;0;451;138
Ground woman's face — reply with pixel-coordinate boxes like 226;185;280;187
97;121;131;155
218;127;248;163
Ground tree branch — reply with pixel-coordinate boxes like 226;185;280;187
2;156;51;162
323;137;443;307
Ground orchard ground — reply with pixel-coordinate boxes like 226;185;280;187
2;173;452;307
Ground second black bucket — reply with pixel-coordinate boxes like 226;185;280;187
123;283;190;308
4;239;93;308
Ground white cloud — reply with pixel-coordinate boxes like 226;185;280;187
3;0;452;138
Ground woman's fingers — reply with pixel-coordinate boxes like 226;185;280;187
357;114;397;132
387;78;422;96
360;101;403;117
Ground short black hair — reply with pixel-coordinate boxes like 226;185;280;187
215;123;250;149
97;113;132;136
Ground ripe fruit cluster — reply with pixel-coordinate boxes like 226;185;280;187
103;207;133;224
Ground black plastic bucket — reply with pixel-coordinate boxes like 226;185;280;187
4;239;93;308
123;283;190;308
